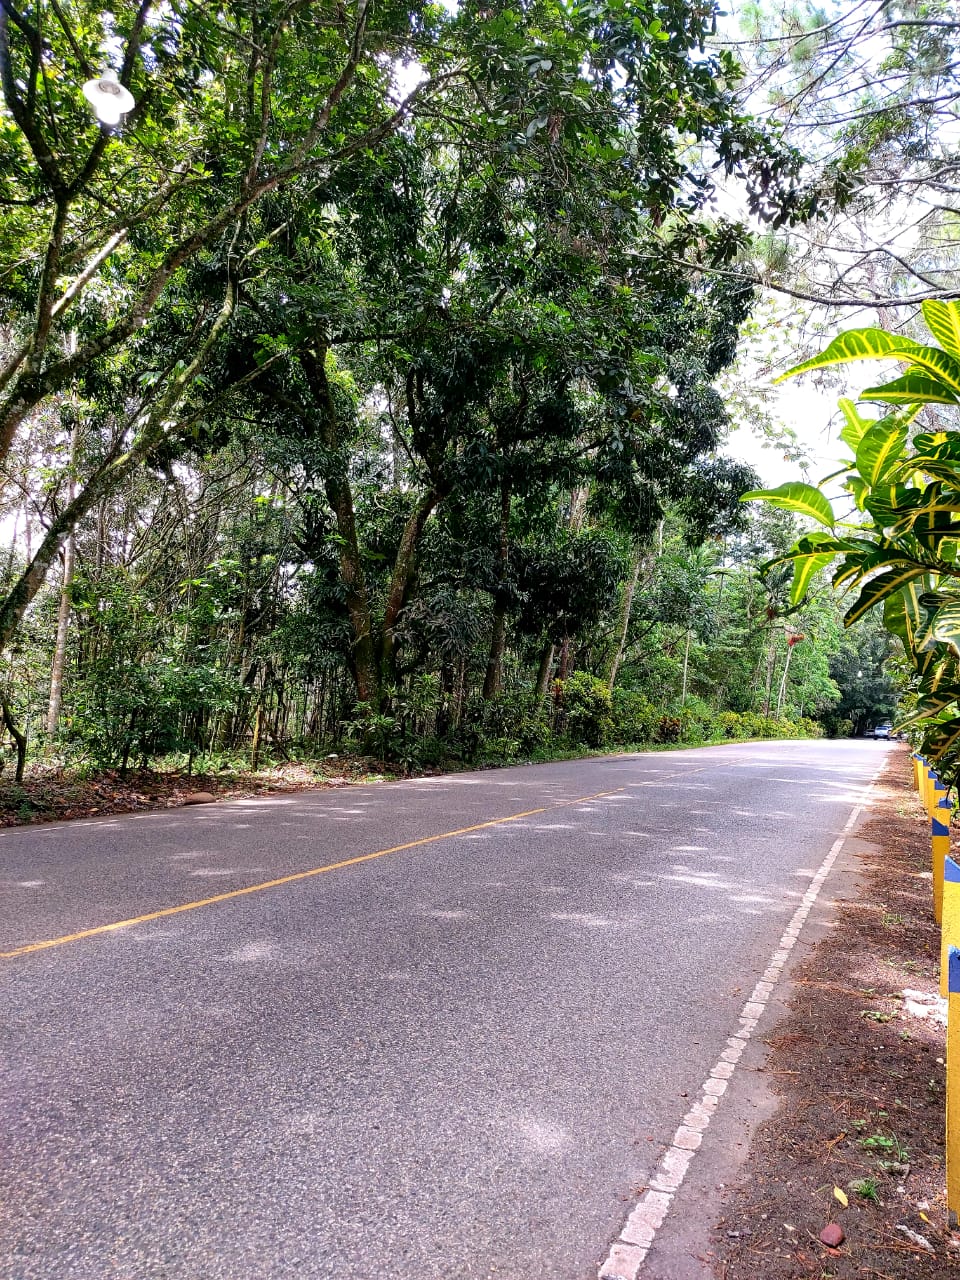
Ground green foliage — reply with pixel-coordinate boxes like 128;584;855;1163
744;298;960;780
556;672;613;748
611;689;660;744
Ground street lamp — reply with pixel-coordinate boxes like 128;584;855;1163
82;70;135;125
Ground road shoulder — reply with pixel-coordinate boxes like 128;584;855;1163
648;750;951;1278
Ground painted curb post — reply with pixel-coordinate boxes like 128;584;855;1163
928;768;944;819
934;795;953;925
913;752;924;795
948;944;960;1228
941;859;960;1000
925;766;936;814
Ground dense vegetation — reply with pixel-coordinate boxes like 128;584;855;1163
1;0;928;781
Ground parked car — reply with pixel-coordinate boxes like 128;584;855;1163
873;722;893;739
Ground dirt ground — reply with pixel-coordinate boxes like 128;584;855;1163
0;757;387;826
713;750;959;1278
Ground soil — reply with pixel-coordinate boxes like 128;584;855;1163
713;750;959;1278
0;757;394;826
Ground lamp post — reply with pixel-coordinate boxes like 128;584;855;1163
81;70;135;125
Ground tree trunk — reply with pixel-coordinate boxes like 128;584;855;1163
1;696;27;783
557;634;572;681
380;490;438;684
762;632;777;717
775;643;795;718
299;344;379;708
606;554;641;690
251;704;264;771
482;481;512;700
46;410;80;736
681;628;691;703
535;642;555;697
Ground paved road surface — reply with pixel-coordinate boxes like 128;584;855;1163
1;740;886;1278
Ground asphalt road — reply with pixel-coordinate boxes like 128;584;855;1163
1;739;885;1279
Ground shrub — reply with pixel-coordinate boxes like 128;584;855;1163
738;711;767;739
797;716;824;738
611;689;658;744
679;696;715;744
480;691;552;754
556;671;613;747
716;710;746;740
655;714;682;743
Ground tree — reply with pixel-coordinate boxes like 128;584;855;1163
714;0;960;310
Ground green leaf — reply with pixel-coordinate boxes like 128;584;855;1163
844;565;929;626
740;483;834;527
860;371;958;406
920;654;959;696
922;300;960;358
922;716;960;764
883;588;913;648
777;330;960;394
789;552;835;606
895;692;960;732
838;397;871;452
855;417;908;486
928;600;960;655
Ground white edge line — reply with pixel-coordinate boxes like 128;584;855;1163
598;765;884;1280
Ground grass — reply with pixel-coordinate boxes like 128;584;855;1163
850;1176;881;1203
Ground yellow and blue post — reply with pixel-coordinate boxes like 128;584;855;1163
934;794;952;925
941;858;960;998
947;943;960;1227
928;767;945;818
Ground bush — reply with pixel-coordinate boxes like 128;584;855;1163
611;689;659;744
738;710;767;739
480;691;552;754
556;671;613;747
655;714;681;743
716;710;747;740
797;716;824;738
679;696;715;745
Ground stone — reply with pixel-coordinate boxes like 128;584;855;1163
182;791;217;805
820;1223;845;1247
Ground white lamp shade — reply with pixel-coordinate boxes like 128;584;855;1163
82;71;135;124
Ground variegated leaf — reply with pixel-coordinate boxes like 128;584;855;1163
789;553;835;606
923;717;960;763
741;483;834;527
844;565;929;626
896;692;960;732
838;398;872;452
856;417;908;486
929;601;960;655
922;300;960;358
776;330;960;392
860;370;958;406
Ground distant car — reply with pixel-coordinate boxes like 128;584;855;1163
872;722;893;739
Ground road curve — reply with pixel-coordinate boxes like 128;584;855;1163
1;739;886;1278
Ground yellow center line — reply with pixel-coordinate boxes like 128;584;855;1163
1;786;626;961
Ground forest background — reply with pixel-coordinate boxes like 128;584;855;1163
1;0;954;786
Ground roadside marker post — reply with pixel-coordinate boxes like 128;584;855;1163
941;858;960;999
934;796;952;925
913;752;923;794
948;944;960;1227
928;769;945;818
924;765;935;812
